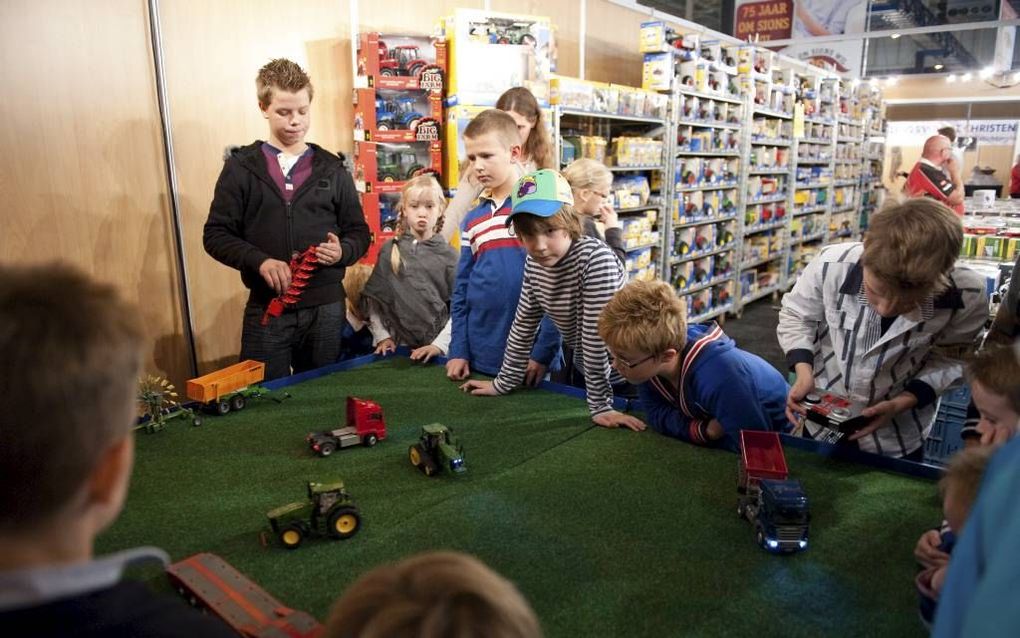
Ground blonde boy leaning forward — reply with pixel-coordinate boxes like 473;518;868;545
779;198;987;459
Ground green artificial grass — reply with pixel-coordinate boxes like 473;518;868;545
99;358;940;637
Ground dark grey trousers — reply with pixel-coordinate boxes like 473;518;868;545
240;300;343;381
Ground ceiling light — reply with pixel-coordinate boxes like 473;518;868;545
933;63;944;71
961;72;973;81
946;74;957;83
890;33;901;39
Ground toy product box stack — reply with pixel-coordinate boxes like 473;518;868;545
354;32;447;264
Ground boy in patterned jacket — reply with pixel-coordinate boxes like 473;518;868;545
778;198;987;459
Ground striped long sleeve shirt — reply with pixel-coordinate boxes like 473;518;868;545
777;242;987;458
492;236;626;416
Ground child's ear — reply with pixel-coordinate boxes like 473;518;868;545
510;143;523;163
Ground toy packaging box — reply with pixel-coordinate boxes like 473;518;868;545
353;140;442;194
443;8;553;107
356;32;447;94
354;88;442;144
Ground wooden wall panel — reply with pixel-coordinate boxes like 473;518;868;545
493;0;581;78
159;0;354;373
0;0;190;384
584;0;646;87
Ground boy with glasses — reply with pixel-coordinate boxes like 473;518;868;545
597;280;790;450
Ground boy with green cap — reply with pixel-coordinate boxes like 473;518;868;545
461;169;645;431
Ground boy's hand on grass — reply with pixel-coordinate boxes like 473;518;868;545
446;358;470;381
914;529;950;568
460;379;499;396
523;359;547;387
410;345;442;363
592;410;647;432
785;364;815;426
849;392;918;441
259;258;292;294
374;338;396;356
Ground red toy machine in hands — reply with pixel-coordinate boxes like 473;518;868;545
262;245;320;326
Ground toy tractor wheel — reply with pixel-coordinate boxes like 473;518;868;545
319;441;336;457
422;459;437;476
215;400;231;416
363;433;378;447
755;524;765;549
230;394;247;412
191;415;203;427
380;68;395;76
409;444;423;467
406;164;426;180
408;62;425;77
737;500;745;519
381;171;399;183
520;34;537;46
405;117;421;131
279;524;305;549
377;119;395;131
327;506;361;539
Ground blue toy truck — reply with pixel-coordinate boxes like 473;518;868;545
737;430;810;553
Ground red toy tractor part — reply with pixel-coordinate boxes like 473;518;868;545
262;245;321;326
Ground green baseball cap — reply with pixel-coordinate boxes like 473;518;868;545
506;169;575;226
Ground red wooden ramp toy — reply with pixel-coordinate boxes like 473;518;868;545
166;552;323;638
262;245;321;326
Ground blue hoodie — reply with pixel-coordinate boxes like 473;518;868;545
638;323;791;452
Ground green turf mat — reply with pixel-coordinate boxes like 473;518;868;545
99;358;939;637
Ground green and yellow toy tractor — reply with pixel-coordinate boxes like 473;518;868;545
409;423;466;476
265;481;361;549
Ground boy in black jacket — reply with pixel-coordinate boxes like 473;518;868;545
204;58;370;379
0;265;234;638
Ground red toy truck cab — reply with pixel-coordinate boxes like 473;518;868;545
738;430;789;493
307;397;387;457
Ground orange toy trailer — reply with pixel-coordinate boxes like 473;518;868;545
167;552;322;638
186;360;277;416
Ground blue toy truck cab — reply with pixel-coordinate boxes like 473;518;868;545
755;479;810;553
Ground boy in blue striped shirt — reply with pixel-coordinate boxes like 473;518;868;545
461;169;644;430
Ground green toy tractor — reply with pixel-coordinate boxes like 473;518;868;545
409;423;466;476
265;481;361;549
377;147;426;182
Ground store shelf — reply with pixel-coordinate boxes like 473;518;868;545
676;119;741;130
623;242;659;252
740;254;783;270
676;183;739;193
837;136;859;143
831;205;856;214
557;108;665;125
678;88;744;105
748;167;790;175
834;179;858;187
789;231;826;246
799;137;832;145
793;206;828;216
795;160;831;166
673;214;738;229
676;150;741;158
677;274;735;297
670;244;736;265
750;137;792;147
746;193;789;205
795;182;831;189
804;116;834;125
617;205;661;214
608;165;664;172
743;219;787;235
689;304;733;324
752;108;793;120
741;285;780;305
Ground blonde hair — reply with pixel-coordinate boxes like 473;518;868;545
496;87;555;170
562;158;613;193
325;551;542;638
512;206;583;241
390;174;447;274
464;109;521;150
0;264;143;532
861;197;962;302
598;280;688;355
939;445;996;529
343;264;373;322
256;58;313;108
967;345;1020;413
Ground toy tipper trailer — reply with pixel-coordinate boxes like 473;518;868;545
186;360;280;416
166;552;322;638
737;431;810;553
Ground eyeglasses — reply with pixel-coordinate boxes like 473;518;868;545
592;190;610;200
607;351;656;369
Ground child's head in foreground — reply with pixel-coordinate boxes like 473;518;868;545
0;264;143;543
939;445;996;535
860;197;962;318
598;280;688;384
462;109;523;193
324;550;542;638
505;169;582;267
966;344;1020;445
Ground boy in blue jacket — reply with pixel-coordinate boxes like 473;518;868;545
598;280;790;450
445;110;559;381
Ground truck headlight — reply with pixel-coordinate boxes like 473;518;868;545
798;540;807;549
767;539;779;549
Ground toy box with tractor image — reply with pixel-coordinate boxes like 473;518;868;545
166;552;323;638
375;95;425;132
186;360;289;417
307;396;387;457
409;423;466;476
265;481;361;550
356;32;447;93
737;431;810;553
354;140;442;194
